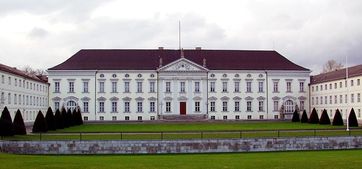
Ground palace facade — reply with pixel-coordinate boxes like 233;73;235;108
47;48;310;121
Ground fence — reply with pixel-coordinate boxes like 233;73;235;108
2;128;362;141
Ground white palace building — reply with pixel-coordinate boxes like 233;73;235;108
47;48;310;121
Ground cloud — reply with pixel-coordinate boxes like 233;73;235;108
28;27;48;39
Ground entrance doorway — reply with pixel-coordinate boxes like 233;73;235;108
180;102;186;115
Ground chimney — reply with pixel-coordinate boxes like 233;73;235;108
203;58;207;67
158;47;164;50
159;57;163;67
195;47;202;50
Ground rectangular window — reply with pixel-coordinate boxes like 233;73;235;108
358;93;361;103
329;84;332;90
150;116;155;120
223;116;227;120
8;77;11;85
15;79;17;86
234;101;240;112
150;102;155;112
273;81;279;92
54;82;60;93
325;96;327;105
150;81;155;93
194;82;200;92
99;102;104;112
258;101;264;112
334;83;337;89
320;96;323;105
112;101;118;112
137;102;143;112
273;101;279;111
18;95;21;105
300;101;305;111
246;81;252;92
99;116;104;121
351;80;354;86
258;81;264;92
247;115;252;120
222;82;228;92
180;82;185;92
259;115;264;120
235;115;240;120
84;116;88;121
351;94;355;103
329;96;332;104
286;82;292;92
69;81;74;93
138;116;142;121
83;81;89;93
124;82;130;92
340;95;343;104
211;116;215;120
1;75;4;84
166;82;171;92
54;102;60;111
124;102;130;112
112;81;117;93
345;94;347;103
234;81;240;92
340;82;342;88
358;79;360;86
247;101;252;111
83;102;89;113
112;116;117;121
125;116;130;120
8;93;11;104
334;95;337;104
166;102;171;112
222;101;228;112
210;82;215;92
14;94;17;104
137;82;142;93
195;102;200;112
99;81;105;93
274;115;279;119
210;102;215;112
299;82;304;92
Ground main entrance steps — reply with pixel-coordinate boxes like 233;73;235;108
159;114;208;121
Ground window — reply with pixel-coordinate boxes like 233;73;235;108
112;81;117;93
358;79;360;86
247;115;252;120
83;102;89;113
99;81;105;93
358;93;361;103
84;116;88;121
222;82;228;92
334;95;337;104
83;81;89;93
345;94;347;103
300;101;305;111
258;101;264;112
69;81;74;93
247;101;252;112
286;81;292;92
329;84;332;90
15;79;17;86
137;102;143;112
149;82;155;93
124;102;130;112
8;93;11;104
234;81;240;92
150;116;155;120
325;84;327;90
340;95;343;104
223;116;227;120
316;86;318;91
180;82;185;92
18;95;21;105
320;96;323;105
99;116;104;120
234;101;240;112
274;115;279;119
222;102;228;112
138;116;143;121
351;94;355;103
211;116;215;120
210;82;215;92
273;81;279;92
194;82;200;92
258;81;264;92
195;102;200;112
210;102;215;112
54;102;60;111
54;82;60;93
246;81;252;92
325;96;327;104
339;82;342;88
334;83;337;89
1;75;4;84
166;82;171;92
351;80;354;86
329;96;332;104
112;116;117;121
166;102;171;112
150;102;155;112
235;115;240;120
112;101;118;112
124;82;130;92
99;102;105;112
284;100;294;113
8;77;11;85
299;82;304;92
19;80;22;87
273;101;279;111
137;82;142;93
125;116;130;120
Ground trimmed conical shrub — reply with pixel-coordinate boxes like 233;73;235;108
32;111;48;133
54;109;64;129
13;109;26;135
301;110;308;123
76;108;83;125
332;109;344;126
319;109;331;125
66;109;73;127
349;108;359;127
45;107;56;130
72;109;77;126
291;110;300;122
61;107;69;128
308;108;319;124
0;106;14;136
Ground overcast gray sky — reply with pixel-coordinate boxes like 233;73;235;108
0;0;361;74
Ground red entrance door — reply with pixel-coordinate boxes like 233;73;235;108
180;102;186;115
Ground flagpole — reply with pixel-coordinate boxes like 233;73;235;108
346;55;349;131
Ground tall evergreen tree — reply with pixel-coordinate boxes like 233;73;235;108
61;107;69;128
308;108;319;124
319;109;331;125
32;111;48;133
0;106;14;136
54;109;64;129
45;107;56;130
72;109;77;126
349;108;359;127
291;110;300;122
77;108;83;125
66;109;73;127
332;109;344;126
13;109;26;135
300;110;308;123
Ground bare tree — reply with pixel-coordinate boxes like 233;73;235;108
322;60;344;73
22;66;47;76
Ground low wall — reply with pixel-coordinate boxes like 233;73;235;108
1;136;362;154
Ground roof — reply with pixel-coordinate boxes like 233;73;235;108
310;64;362;84
48;49;309;71
0;64;48;83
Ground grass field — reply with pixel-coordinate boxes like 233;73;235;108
1;150;362;169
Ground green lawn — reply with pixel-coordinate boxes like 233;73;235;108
1;150;362;169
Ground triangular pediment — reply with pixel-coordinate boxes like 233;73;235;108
158;58;208;72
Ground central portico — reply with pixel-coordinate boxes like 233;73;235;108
158;56;209;118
